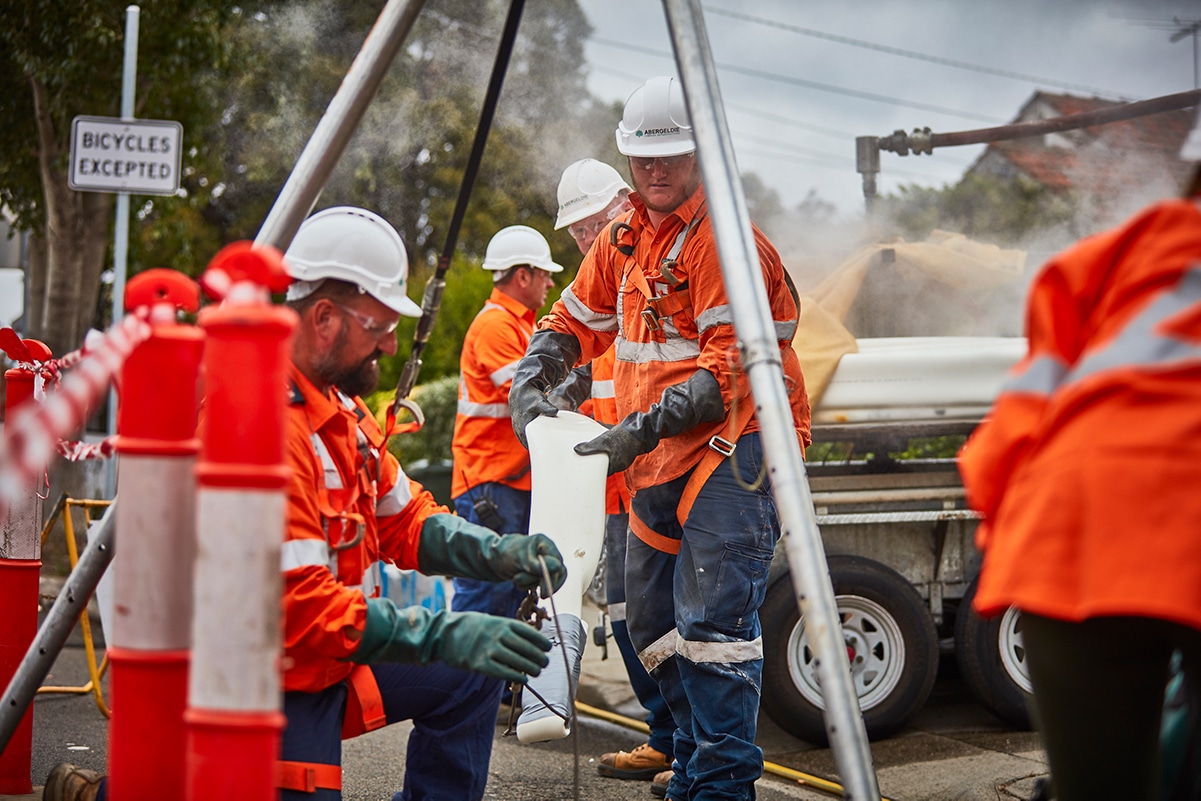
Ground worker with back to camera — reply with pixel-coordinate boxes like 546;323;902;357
509;77;811;800
551;157;674;783
959;114;1201;801
44;207;568;801
448;224;563;712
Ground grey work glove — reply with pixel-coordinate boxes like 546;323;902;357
509;330;582;448
547;363;593;412
417;513;567;597
351;597;551;684
574;369;725;475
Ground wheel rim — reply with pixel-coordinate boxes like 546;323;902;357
786;594;907;711
997;606;1033;694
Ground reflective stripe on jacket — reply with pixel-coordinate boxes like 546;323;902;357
539;185;811;491
961;198;1201;628
451;288;534;497
283;366;444;693
591;347;632;514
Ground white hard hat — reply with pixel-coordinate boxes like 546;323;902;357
283;206;422;317
482;225;564;274
554;159;631;230
1182;106;1201;162
615;76;695;158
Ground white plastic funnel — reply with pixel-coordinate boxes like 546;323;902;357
517;411;608;743
524;411;608;616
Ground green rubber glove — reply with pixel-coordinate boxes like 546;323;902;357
350;597;551;684
418;513;567;596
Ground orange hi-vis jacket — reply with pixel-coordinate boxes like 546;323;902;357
590;347;632;514
451;288;534;498
282;365;445;693
961;198;1201;630
538;185;811;492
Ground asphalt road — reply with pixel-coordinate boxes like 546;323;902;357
9;603;1049;801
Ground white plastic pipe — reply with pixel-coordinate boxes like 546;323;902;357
516;412;607;743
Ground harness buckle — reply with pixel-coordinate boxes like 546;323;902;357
641;307;662;331
708;435;736;457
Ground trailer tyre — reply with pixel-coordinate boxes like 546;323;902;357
761;555;939;744
954;578;1033;730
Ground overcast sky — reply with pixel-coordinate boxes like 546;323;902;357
574;0;1200;218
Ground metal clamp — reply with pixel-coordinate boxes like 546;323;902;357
641;307;662;331
708;435;736;457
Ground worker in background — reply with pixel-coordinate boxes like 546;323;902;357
551;157;674;783
449;225;563;711
959;120;1201;801
509;77;810;801
45;207;568;801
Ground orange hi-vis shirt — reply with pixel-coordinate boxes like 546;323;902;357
961;198;1201;630
282;365;445;693
451;288;535;498
590;347;632;514
539;185;811;492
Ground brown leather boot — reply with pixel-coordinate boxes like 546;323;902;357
597;742;672;780
43;763;103;801
650;768;673;798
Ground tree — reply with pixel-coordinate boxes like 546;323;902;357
876;172;1076;249
0;0;254;357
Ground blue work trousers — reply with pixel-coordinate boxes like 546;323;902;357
450;482;530;619
605;509;675;756
281;661;499;801
626;433;779;801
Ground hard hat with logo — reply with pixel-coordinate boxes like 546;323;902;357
482;225;564;276
283;206;422;317
615;75;695;158
554;159;631;230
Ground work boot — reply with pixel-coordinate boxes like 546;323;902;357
43;763;103;801
598;742;672;780
650;768;672;798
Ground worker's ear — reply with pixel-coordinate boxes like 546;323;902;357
310;299;342;341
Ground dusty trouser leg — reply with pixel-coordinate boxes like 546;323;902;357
626;474;690;797
676;433;777;801
607;511;675;757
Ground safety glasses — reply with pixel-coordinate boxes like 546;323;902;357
628;153;695;173
334;303;399;337
568;204;625;243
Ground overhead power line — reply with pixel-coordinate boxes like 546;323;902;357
701;4;1130;100
589;36;1007;124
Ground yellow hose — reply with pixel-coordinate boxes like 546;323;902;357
574;701;889;800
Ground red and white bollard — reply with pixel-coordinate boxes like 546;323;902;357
0;336;51;795
185;243;295;801
107;270;204;801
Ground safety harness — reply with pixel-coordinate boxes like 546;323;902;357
611;204;757;554
278;384;389;793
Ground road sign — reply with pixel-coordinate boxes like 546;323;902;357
68;116;183;195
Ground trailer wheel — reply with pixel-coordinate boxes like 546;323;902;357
761;555;939;744
954;579;1032;729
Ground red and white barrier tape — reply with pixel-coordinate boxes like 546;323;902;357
0;313;153;511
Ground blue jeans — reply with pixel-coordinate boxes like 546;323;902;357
606;510;675;757
449;483;530;619
626;433;779;801
281;662;499;801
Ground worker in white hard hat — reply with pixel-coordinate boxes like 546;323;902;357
45;210;569;801
510;77;811;801
448;224;564;715
548;159;675;782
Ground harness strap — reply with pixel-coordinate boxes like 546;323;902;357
341;664;387;739
678;394;756;528
277;761;342;793
629;510;681;555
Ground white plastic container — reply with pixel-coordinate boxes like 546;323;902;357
516;411;608;743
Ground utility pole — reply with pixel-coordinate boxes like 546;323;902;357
1171;18;1201;89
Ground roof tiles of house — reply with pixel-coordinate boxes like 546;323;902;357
977;92;1192;198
